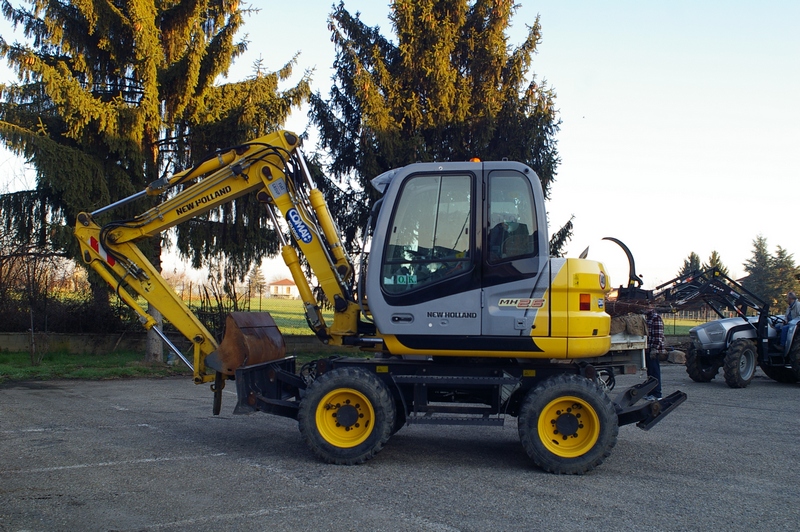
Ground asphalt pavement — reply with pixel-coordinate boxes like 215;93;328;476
2;364;799;531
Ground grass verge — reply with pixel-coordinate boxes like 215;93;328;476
0;350;192;384
0;348;365;385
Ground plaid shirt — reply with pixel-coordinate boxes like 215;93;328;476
646;311;664;352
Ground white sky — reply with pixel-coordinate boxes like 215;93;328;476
2;1;798;287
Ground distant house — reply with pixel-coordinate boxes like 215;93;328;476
268;278;300;299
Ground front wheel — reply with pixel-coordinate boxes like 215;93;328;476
298;367;395;465
723;339;757;388
685;345;721;383
518;374;618;474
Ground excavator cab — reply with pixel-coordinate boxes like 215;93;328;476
363;160;607;359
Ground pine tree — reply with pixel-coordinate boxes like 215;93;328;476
742;235;773;309
702;250;729;277
677;252;702;277
309;0;566;254
771;246;800;308
247;265;266;295
0;1;310;269
0;1;310;354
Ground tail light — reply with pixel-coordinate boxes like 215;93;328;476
579;293;591;311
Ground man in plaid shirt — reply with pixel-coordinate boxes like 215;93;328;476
645;308;664;400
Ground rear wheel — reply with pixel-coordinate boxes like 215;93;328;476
723;339;757;388
298;367;395;465
789;335;800;380
518;374;618;474
758;361;799;383
685;345;721;382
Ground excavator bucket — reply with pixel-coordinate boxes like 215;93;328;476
205;312;287;375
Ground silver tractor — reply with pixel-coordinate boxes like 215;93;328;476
656;268;800;388
687;314;800;387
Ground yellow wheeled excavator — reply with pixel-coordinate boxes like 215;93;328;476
75;130;685;474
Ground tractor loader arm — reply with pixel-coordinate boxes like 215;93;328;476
75;130;359;384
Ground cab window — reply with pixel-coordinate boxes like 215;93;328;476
487;171;538;263
382;174;472;294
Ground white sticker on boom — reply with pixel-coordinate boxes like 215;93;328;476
268;178;288;198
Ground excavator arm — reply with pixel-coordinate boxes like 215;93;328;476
75;130;359;384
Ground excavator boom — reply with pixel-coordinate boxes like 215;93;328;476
75;130;356;383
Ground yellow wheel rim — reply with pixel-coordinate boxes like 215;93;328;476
315;388;375;448
537;395;600;458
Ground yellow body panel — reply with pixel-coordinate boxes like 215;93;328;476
380;257;610;360
543;258;610;358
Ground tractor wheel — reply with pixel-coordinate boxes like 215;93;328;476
685;345;721;383
758;361;798;383
298;367;395;465
518;374;618;475
723;339;757;388
788;335;800;381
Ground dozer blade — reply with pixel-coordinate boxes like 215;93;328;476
205;312;287;375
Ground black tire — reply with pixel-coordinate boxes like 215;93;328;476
758;361;799;384
685;345;721;383
298;367;395;465
517;374;618;475
789;334;800;381
723;339;757;388
212;371;224;416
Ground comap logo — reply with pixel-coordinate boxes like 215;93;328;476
287;208;313;244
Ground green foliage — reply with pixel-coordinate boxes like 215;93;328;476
174;58;311;279
702;250;729;277
247;265;266;295
742;235;800;312
0;1;310;285
771;246;800;307
677;252;702;278
0;286;143;333
549;215;573;257
742;235;774;306
309;0;563;253
0;350;192;383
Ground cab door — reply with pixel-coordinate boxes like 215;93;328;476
480;164;549;337
365;163;481;338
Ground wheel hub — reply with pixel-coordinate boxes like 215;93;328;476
316;388;374;448
538;395;600;458
554;411;581;438
334;403;360;428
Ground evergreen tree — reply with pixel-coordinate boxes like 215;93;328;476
0;1;310;306
247;265;266;296
702;250;729;277
309;0;568;255
771;246;800;308
742;235;774;308
0;1;310;358
677;252;702;277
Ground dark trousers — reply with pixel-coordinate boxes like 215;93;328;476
647;352;662;398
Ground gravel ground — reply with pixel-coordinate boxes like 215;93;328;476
2;363;799;531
